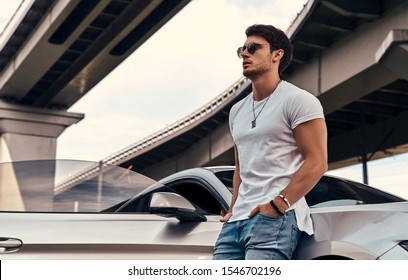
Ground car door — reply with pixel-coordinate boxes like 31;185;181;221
0;208;222;260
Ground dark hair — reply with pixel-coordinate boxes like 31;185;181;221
245;24;293;75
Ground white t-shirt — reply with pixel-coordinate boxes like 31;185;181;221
228;80;324;235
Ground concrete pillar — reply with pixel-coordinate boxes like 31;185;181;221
0;101;84;162
0;101;83;210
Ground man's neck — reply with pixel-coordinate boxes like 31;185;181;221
251;74;281;101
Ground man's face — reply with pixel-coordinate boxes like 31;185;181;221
240;35;272;80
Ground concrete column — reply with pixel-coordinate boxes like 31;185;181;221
0;101;83;210
0;101;84;162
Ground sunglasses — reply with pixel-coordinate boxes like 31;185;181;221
237;43;270;58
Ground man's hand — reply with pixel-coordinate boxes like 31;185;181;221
220;212;232;222
248;202;281;218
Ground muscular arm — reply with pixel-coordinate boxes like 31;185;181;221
277;118;328;208
249;118;328;217
220;145;241;222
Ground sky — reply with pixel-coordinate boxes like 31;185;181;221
1;0;407;199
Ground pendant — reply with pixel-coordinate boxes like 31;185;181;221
252;119;256;128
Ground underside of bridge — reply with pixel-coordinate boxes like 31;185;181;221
0;0;191;108
112;0;408;180
0;0;191;163
1;0;408;183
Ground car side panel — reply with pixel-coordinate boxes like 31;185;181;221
0;213;222;260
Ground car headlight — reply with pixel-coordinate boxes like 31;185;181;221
399;241;408;251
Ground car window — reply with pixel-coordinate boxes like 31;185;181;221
168;180;223;215
306;176;405;207
214;170;234;192
0;160;155;213
212;170;405;207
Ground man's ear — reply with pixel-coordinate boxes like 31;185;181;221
272;49;284;62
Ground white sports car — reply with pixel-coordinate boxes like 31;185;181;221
0;160;407;259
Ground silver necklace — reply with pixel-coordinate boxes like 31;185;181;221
251;80;281;129
251;94;271;128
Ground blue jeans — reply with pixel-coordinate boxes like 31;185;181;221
213;210;301;260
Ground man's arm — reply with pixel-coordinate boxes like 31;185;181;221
277;118;328;208
220;145;241;222
249;118;328;217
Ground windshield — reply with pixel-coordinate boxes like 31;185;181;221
0;160;158;212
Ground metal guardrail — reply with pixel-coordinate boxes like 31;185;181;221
55;76;249;193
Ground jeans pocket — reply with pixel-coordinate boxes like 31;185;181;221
257;212;283;220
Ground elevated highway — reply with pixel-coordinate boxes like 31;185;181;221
0;0;190;162
1;0;408;191
96;0;408;181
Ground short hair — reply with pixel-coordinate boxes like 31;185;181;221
245;24;293;75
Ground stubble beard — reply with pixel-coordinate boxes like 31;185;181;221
243;60;271;81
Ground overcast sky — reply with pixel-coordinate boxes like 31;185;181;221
1;0;407;198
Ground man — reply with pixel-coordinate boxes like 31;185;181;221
213;24;328;260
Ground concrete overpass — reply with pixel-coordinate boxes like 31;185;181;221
0;0;191;162
1;0;408;190
95;0;408;181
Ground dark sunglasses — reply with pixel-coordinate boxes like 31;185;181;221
237;42;269;58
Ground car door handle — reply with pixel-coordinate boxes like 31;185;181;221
0;237;23;253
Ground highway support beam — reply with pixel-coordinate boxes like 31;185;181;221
0;101;83;162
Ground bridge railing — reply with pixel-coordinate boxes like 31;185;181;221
104;76;248;165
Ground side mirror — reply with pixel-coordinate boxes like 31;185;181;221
149;192;206;222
